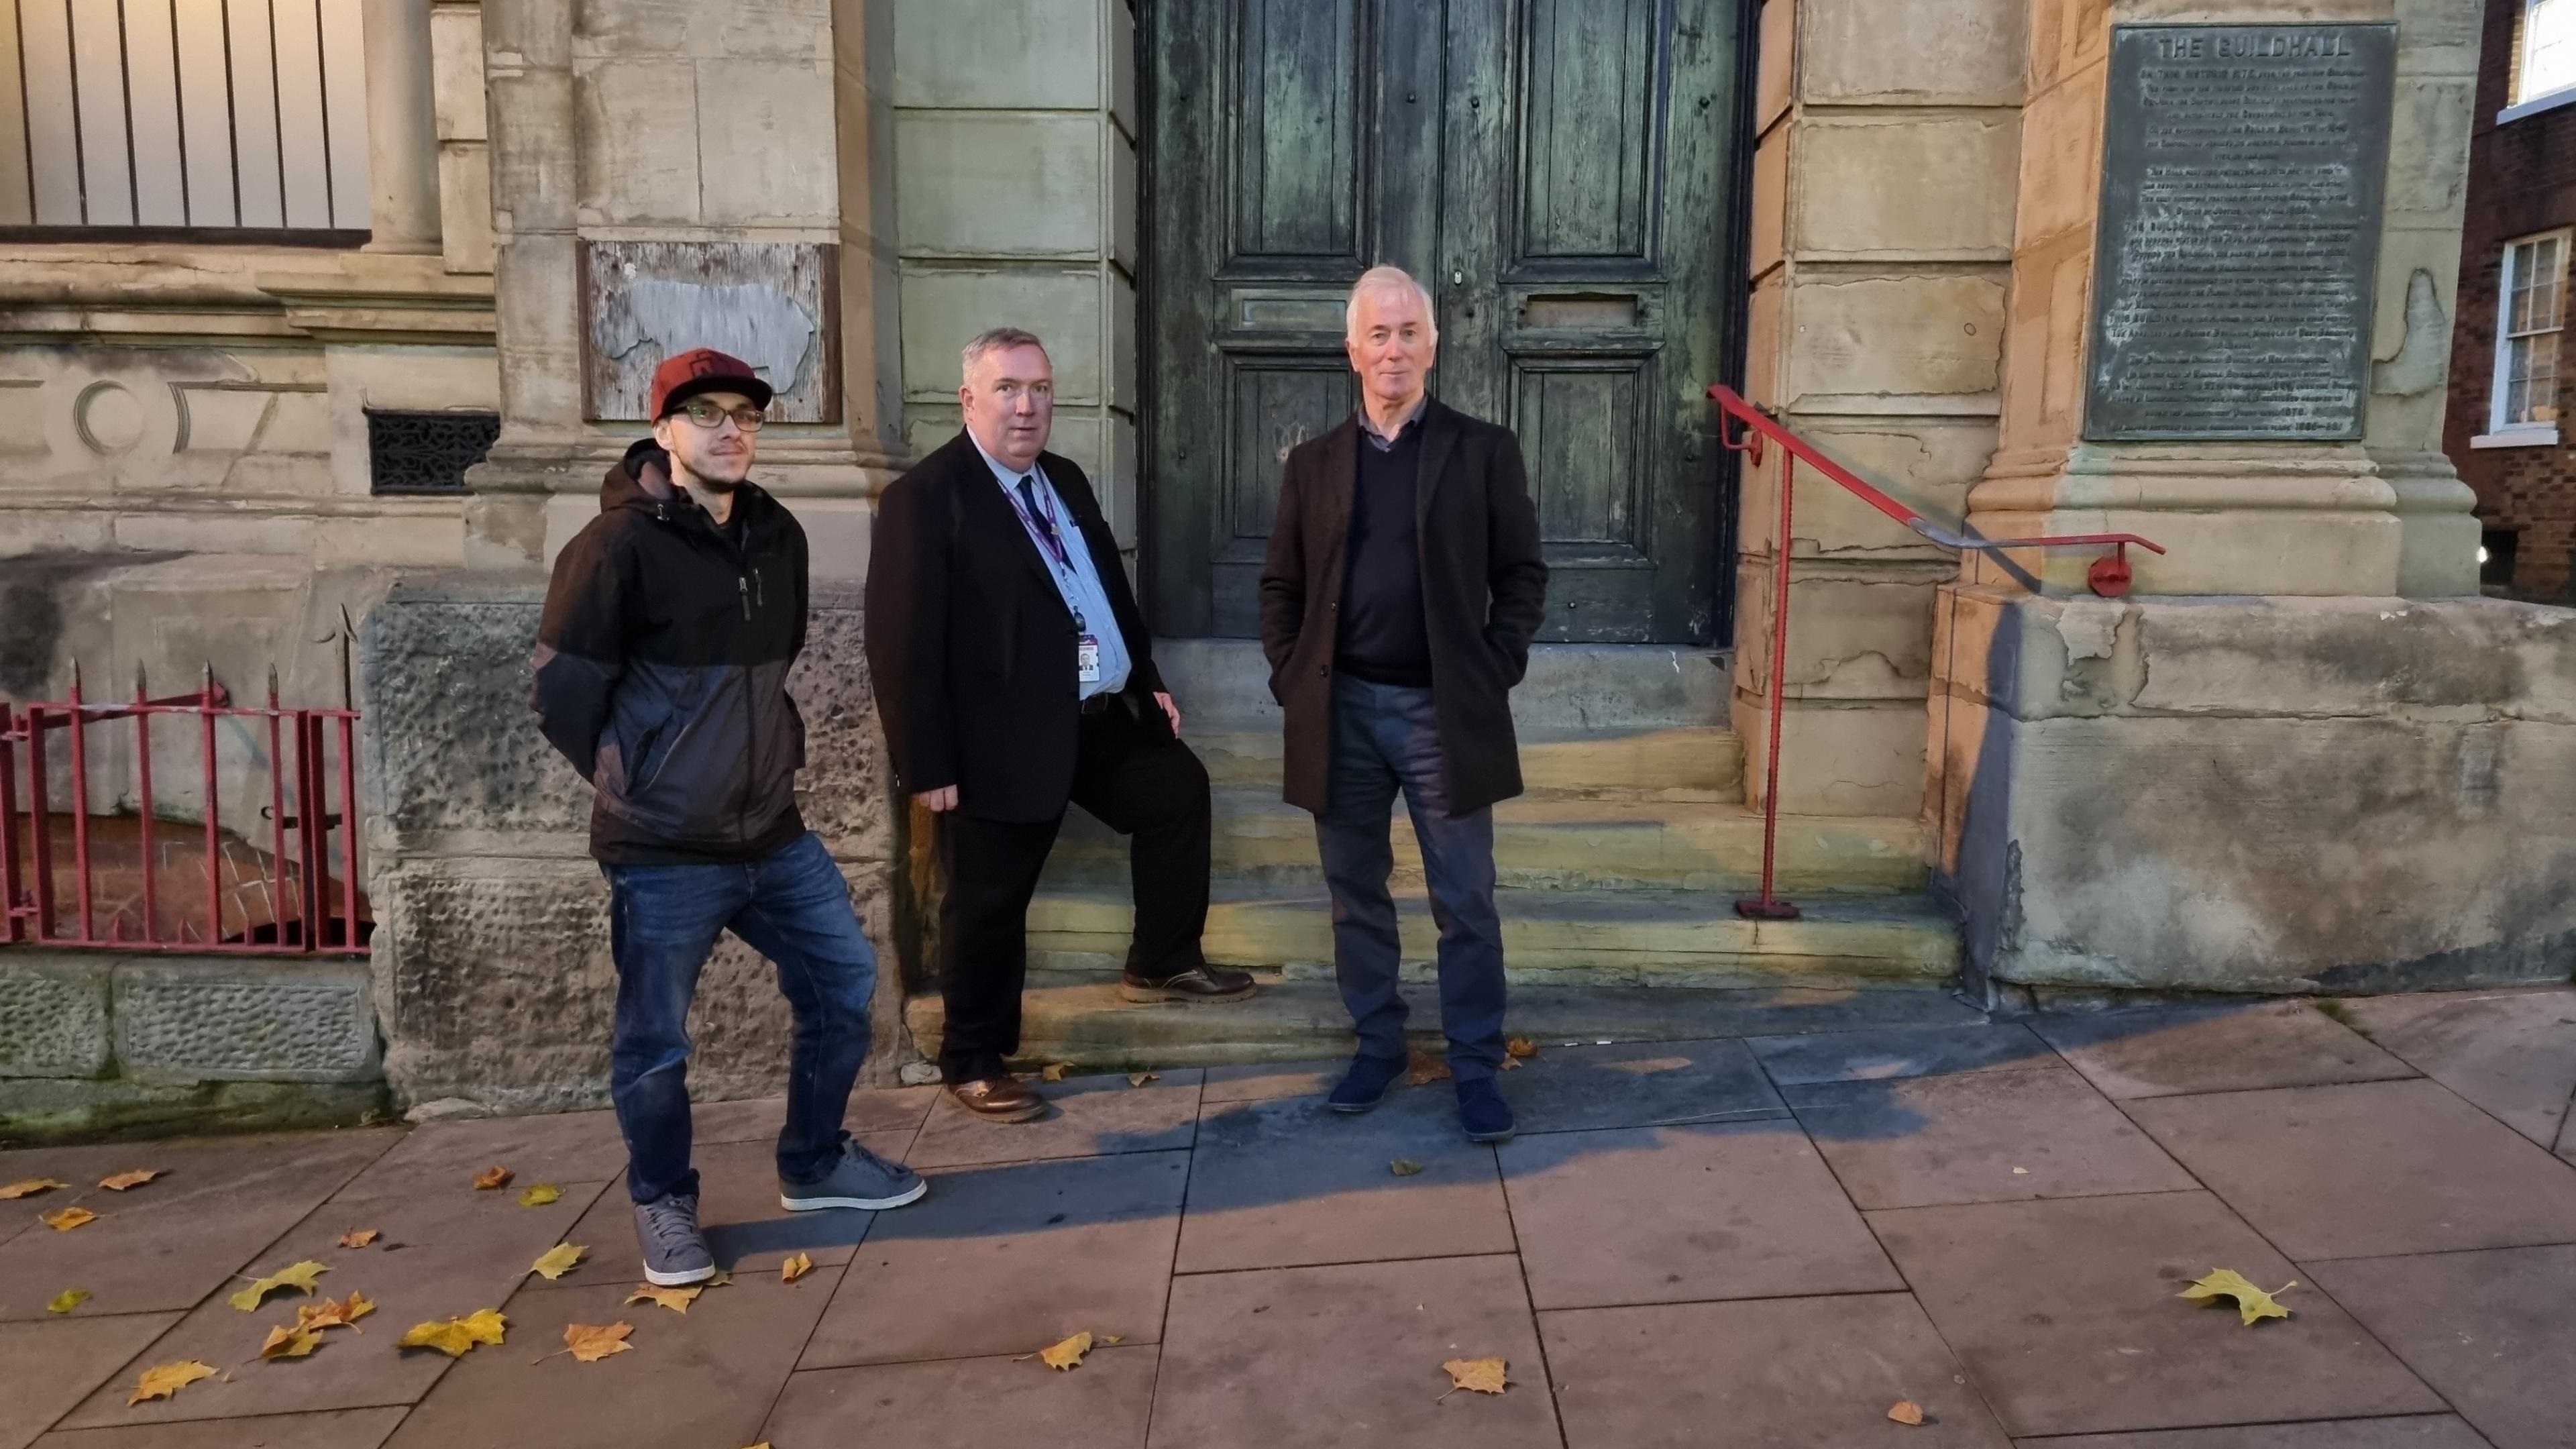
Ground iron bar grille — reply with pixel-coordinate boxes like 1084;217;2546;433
0;0;367;232
366;407;497;495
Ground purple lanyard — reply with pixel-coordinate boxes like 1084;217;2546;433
1008;474;1075;573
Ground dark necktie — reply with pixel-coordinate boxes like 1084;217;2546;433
1018;476;1070;568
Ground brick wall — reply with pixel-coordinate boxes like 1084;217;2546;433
2446;0;2576;601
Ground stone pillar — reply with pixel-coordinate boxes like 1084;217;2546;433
364;0;444;254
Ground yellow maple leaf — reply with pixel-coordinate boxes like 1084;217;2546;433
42;1206;98;1232
98;1169;163;1191
563;1322;634;1363
296;1293;375;1332
1100;1333;1126;1345
1390;1159;1426;1177
2179;1268;2296;1326
46;1289;89;1314
1041;1062;1072;1082
398;1309;507;1357
337;1228;380;1248
229;1260;329;1311
1888;1399;1926;1426
259;1324;324;1360
472;1165;513;1190
1407;1049;1451;1086
519;1183;561;1208
127;1358;215;1404
1038;1330;1093;1370
529;1242;587;1280
780;1252;814;1283
625;1283;702;1314
0;1178;66;1199
1441;1356;1508;1396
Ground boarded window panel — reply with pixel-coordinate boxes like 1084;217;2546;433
269;0;330;227
69;0;136;224
317;0;364;226
1234;0;1358;260
1521;0;1656;260
227;0;286;227
1515;361;1644;547
122;0;189;225
19;0;81;222
171;0;234;224
0;2;35;223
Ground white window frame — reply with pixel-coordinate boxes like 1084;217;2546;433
2476;229;2571;449
2500;0;2576;123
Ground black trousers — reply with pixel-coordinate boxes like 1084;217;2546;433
938;701;1212;1081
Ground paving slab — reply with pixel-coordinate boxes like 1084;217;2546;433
1542;1294;2010;1448
1148;1254;1558;1449
1869;1192;2443;1438
800;1150;1189;1368
2307;1242;2576;1449
382;1271;830;1449
1178;1089;1513;1273
2337;987;2576;1147
1500;1121;1900;1309
54;1174;612;1429
529;1130;914;1289
0;1314;182;1449
1499;1037;1786;1134
1748;1021;2057;1087
688;1084;941;1144
2126;1079;2576;1260
2012;1417;2493;1448
351;1111;629;1197
0;1131;402;1322
33;1407;408;1449
766;1346;1159;1449
908;1071;1202;1169
1199;1058;1340;1105
2029;1003;2416;1101
1786;1065;2196;1210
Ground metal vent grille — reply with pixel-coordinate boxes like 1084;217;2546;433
366;409;499;496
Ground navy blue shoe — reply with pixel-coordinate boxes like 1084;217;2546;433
1456;1078;1515;1142
1328;1052;1407;1114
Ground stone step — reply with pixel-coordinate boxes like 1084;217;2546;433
1047;788;1929;894
1187;724;1745;799
1024;884;1958;989
902;973;1984;1073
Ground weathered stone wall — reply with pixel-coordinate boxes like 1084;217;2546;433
360;574;905;1114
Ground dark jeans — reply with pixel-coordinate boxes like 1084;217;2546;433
939;701;1212;1082
1314;674;1506;1080
603;830;875;1203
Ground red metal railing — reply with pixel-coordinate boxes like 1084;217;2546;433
1;664;366;954
1707;384;2166;922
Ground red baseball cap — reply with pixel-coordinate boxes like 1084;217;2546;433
648;347;775;421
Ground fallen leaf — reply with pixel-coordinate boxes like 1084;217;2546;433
625;1284;702;1314
2011;1167;2029;1175
519;1183;561;1208
296;1293;375;1332
337;1228;380;1248
1042;1063;1072;1082
259;1325;324;1360
1441;1356;1508;1396
1099;1334;1126;1345
1505;1036;1540;1060
2178;1268;2295;1326
1039;1330;1093;1370
472;1165;514;1190
529;1243;588;1281
1406;1049;1452;1086
1128;1071;1159;1087
780;1252;814;1283
46;1289;89;1314
704;1269;735;1289
397;1309;508;1357
41;1206;98;1232
1888;1399;1926;1426
98;1169;163;1191
0;1178;66;1199
1498;1054;1522;1071
127;1359;216;1404
229;1260;329;1311
1389;1158;1426;1177
563;1322;634;1363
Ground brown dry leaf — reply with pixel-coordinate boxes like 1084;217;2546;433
1505;1036;1540;1060
1128;1071;1159;1087
1038;1330;1094;1370
780;1252;814;1284
296;1293;375;1332
260;1324;324;1360
563;1322;634;1364
529;1243;587;1281
1389;1159;1425;1177
1440;1356;1509;1396
1406;1049;1452;1087
1041;1062;1072;1082
397;1309;507;1358
98;1169;164;1191
127;1358;216;1404
1887;1400;1926;1426
0;1178;66;1199
625;1284;702;1314
336;1228;380;1248
46;1289;89;1314
228;1260;329;1311
472;1165;514;1191
1498;1053;1522;1071
519;1183;561;1208
40;1205;98;1232
2178;1268;2295;1326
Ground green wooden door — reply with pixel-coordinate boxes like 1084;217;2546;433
1144;0;1744;642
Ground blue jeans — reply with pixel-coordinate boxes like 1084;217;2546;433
1314;674;1507;1081
602;831;876;1203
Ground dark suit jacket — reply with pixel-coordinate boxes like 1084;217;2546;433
1258;398;1548;817
866;431;1170;823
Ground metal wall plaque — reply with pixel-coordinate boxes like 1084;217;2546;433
581;241;841;423
2084;23;2395;441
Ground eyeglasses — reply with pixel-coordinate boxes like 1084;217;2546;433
678;399;767;431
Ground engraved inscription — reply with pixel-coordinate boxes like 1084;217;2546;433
2085;24;2394;441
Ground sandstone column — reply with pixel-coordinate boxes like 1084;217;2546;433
363;0;443;253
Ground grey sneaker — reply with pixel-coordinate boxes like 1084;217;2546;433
633;1192;716;1287
780;1140;927;1212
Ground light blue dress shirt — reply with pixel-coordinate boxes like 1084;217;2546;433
971;435;1134;699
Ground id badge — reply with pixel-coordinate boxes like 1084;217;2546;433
1077;633;1102;685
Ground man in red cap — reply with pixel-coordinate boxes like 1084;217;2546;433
532;347;924;1288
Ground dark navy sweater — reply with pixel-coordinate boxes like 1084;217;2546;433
1335;417;1433;687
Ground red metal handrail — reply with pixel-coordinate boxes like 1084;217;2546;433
1707;384;2166;922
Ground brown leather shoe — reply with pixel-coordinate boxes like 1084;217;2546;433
1118;964;1258;1004
948;1076;1046;1122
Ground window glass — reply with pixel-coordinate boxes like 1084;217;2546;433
2526;0;2576;104
2500;235;2567;429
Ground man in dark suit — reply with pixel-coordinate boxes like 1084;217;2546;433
867;327;1256;1120
1259;266;1549;1142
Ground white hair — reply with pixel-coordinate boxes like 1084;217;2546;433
961;326;1046;380
1344;265;1438;343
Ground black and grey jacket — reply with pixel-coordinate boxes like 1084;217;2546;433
532;438;809;865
